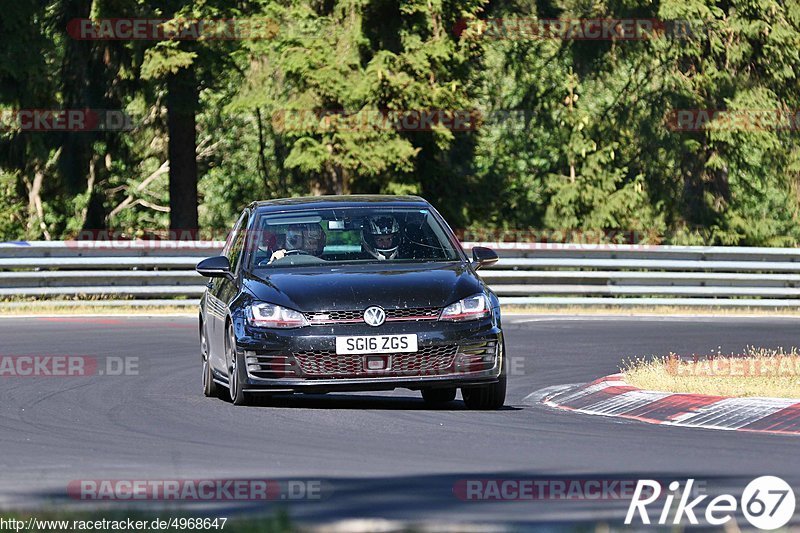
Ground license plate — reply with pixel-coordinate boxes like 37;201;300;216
335;334;418;355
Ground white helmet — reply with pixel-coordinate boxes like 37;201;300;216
362;215;401;260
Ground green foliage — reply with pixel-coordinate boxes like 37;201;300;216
0;171;25;238
228;0;485;198
141;43;197;80
470;0;800;245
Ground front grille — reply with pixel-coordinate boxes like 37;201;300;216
245;340;497;380
294;345;458;377
385;307;440;321
305;307;440;325
306;310;363;323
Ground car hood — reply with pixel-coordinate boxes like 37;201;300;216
243;262;482;312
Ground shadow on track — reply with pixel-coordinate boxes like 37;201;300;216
227;393;523;411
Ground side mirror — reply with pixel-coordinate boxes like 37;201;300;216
197;256;232;279
471;246;498;270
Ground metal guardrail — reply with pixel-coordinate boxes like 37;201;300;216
2;241;800;307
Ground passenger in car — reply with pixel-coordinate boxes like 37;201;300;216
362;215;402;260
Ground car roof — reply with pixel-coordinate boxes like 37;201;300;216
250;195;431;212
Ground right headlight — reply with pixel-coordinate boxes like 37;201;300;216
247;302;308;328
439;294;490;321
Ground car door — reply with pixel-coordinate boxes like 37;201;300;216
219;208;249;314
208;209;249;372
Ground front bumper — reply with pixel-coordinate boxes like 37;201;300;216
230;317;503;393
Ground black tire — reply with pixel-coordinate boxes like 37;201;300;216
201;321;218;398
461;341;507;410
226;323;249;406
421;387;457;405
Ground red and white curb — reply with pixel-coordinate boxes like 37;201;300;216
527;374;800;436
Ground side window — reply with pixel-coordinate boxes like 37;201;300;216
222;211;245;257
225;210;249;275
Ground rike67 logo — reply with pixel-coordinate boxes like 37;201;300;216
625;476;796;530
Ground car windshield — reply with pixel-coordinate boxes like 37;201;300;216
247;207;461;269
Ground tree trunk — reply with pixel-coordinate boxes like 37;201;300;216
167;68;199;233
310;147;348;195
59;0;93;196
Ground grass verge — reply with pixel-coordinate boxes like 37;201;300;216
623;347;800;399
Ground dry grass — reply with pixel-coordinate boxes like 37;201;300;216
623;347;800;399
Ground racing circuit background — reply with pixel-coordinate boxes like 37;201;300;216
4;0;800;530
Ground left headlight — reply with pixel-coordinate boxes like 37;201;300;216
439;293;490;321
247;302;309;328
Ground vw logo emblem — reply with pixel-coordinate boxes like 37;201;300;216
363;306;386;327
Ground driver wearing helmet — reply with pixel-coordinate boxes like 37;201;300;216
362;215;401;260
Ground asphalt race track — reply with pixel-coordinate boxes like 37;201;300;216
1;314;799;528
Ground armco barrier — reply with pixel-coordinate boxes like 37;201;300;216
2;241;800;307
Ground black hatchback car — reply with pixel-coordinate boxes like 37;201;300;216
197;195;505;409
